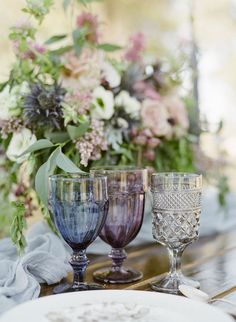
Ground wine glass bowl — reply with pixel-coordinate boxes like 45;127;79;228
150;172;202;294
48;173;108;293
91;167;148;284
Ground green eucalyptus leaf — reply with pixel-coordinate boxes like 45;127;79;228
56;150;85;173
98;43;122;52
49;45;73;56
45;131;70;143
111;147;134;162
0;81;8;92
35;147;60;205
45;34;67;45
72;28;87;56
19;139;54;157
67;123;89;140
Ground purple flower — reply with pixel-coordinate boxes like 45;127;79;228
13;40;45;60
124;32;145;62
76;12;100;44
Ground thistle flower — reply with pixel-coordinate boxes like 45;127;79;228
23;83;66;129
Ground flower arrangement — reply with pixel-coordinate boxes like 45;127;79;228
0;0;196;250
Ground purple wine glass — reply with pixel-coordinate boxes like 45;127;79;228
90;167;148;284
48;173;108;293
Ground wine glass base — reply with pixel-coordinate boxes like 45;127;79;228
151;273;200;294
53;282;104;294
93;267;143;284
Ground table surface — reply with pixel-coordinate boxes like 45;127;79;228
40;229;236;317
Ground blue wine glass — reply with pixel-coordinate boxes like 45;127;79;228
48;173;108;293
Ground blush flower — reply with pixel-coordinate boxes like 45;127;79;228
133;81;160;100
76;12;100;44
13;40;45;60
163;96;189;137
124;32;145;63
141;99;172;137
62;91;92;125
62;49;103;91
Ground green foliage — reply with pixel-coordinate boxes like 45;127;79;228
19;139;54;157
35;147;60;206
155;138;195;172
98;43;123;52
49;45;73;56
35;146;84;206
0;201;14;238
41;205;58;235
10;201;27;253
56;149;85;173
23;0;54;24
45;131;70;143
45;34;67;45
67;123;90;140
217;175;230;208
72;27;88;56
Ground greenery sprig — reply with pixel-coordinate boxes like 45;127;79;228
23;0;54;24
10;201;27;253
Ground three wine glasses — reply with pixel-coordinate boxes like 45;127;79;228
48;169;202;294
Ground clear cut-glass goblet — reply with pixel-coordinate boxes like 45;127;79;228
91;166;148;284
150;172;202;294
48;173;109;293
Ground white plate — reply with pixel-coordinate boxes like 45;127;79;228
0;290;233;322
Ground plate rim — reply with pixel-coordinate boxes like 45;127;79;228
1;290;234;322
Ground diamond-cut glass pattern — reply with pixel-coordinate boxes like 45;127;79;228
152;191;201;210
152;189;202;248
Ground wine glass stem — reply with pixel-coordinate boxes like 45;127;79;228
109;248;127;272
168;248;183;277
70;250;89;288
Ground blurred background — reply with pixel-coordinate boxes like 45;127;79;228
0;0;235;190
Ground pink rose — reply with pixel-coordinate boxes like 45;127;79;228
141;99;172;137
163;96;189;130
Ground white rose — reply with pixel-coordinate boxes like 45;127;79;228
0;85;17;120
6;128;37;164
117;117;129;129
92;86;115;120
0;82;29;121
102;61;121;88
115;90;141;119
